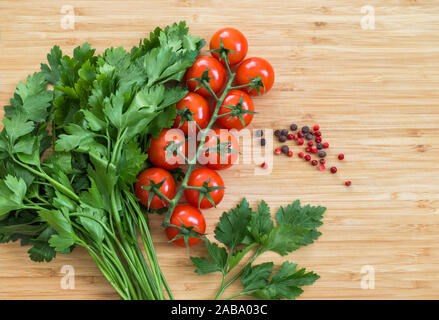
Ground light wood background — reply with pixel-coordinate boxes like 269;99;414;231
0;0;438;300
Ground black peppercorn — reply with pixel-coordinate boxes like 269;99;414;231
260;138;266;146
281;129;289;136
290;124;298;131
274;130;281;137
255;129;263;137
318;151;327;158
281;145;289;154
305;133;313;140
279;135;287;142
301;126;310;134
316;142;323;149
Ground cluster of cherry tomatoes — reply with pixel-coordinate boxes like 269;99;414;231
134;28;274;248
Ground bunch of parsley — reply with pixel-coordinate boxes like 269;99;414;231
191;199;325;300
0;22;204;300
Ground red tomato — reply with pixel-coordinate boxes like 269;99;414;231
186;56;226;98
235;57;275;96
210;28;248;66
148;129;186;170
199;128;239;170
216;89;254;131
134;168;176;209
172;92;211;135
165;205;206;247
184;168;225;209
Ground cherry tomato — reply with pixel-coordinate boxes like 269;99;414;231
199;128;239;170
134;168;176;209
148;129;186;170
235;57;275;96
210;28;248;66
216;89;254;131
165;204;206;247
184;168;225;209
186;56;226;98
172;92;211;135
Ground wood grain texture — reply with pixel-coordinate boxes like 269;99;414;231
1;0;439;299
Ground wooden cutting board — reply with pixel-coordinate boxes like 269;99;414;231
0;0;438;299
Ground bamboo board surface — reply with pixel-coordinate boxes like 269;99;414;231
0;0;439;300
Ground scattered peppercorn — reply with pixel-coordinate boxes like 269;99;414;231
304;154;311;161
290;124;298;131
338;153;345;160
293;134;299;140
345;181;352;186
318;164;326;171
260;138;266;146
281;129;289;136
323;142;329;148
287;133;294;140
308;141;314;147
311;147;318;153
281;145;289;154
274;129;281;137
298;131;304;138
297;138;304;145
319;159;326;165
318;151;327;158
311;160;318;166
274;148;282;155
279;135;287;142
305;147;312;153
315;137;322;143
298;152;304;158
261;162;268;169
288;150;293;157
305;133;314;141
313;125;320;131
330;166;337;174
316;142;323;150
314;131;321;137
301;126;310;134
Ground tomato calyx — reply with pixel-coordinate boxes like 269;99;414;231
186;179;225;208
238;76;265;96
201;134;240;163
219;94;257;128
208;38;237;65
188;69;216;97
175;107;202;132
165;139;187;162
141;177;171;209
165;219;206;250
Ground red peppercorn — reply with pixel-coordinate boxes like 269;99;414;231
297;138;304;145
314;131;321;137
345;181;352;186
305;147;312;152
313;125;320;131
318;164;325;171
274;148;282;155
311;160;318;166
323;142;329;148
298;131;304;138
330;166;337;174
288;150;293;157
315;136;322;143
298;152;304;158
294;134;299;140
287;134;294;140
311;147;318;153
319;159;326;165
338;153;345;160
261;162;268;169
308;141;314;147
304;154;311;161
